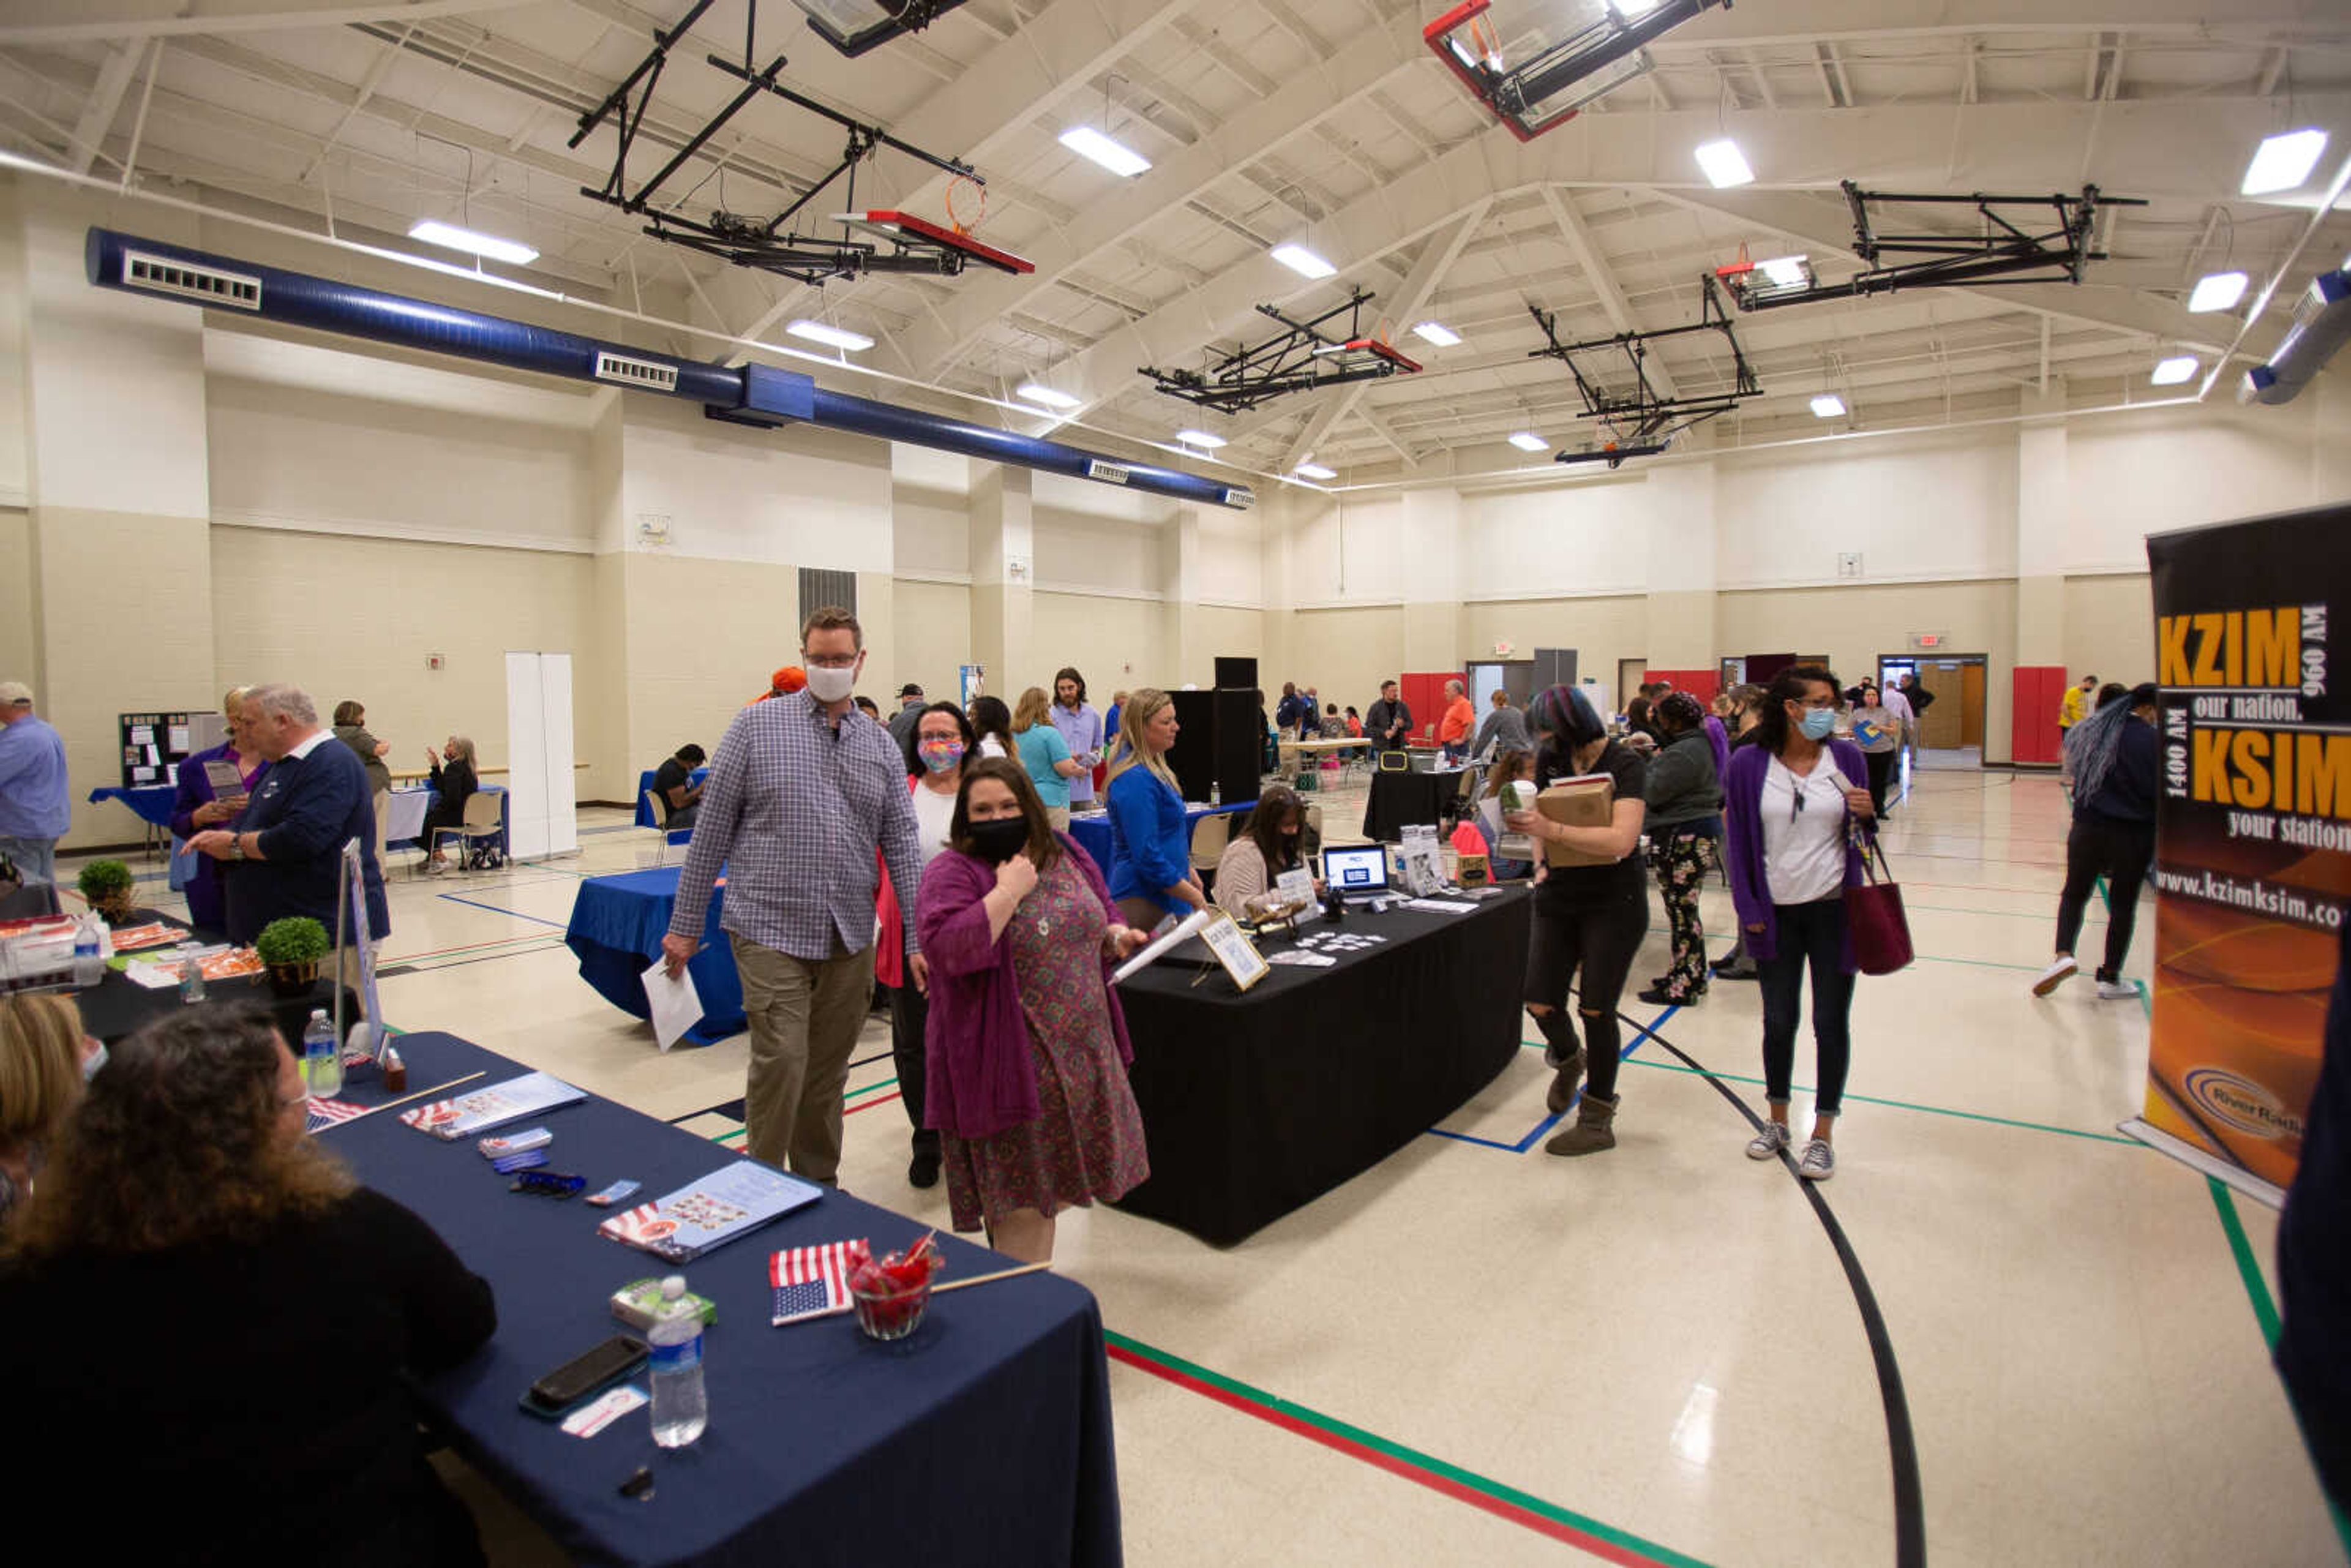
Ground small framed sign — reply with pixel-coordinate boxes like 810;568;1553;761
1198;911;1270;993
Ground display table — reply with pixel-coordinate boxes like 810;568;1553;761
88;784;177;858
384;786;431;848
566;868;743;1045
1066;798;1253;876
1111;887;1531;1244
1361;767;1469;842
73;910;357;1045
329;1031;1122;1568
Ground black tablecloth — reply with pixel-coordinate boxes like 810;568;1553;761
331;1031;1122;1568
1361;768;1468;842
1110;888;1531;1245
74;910;358;1044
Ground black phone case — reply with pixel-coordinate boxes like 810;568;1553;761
519;1335;649;1420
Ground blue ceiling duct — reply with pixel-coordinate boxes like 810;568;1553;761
83;227;1253;510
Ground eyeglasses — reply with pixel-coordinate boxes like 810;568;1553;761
803;653;858;669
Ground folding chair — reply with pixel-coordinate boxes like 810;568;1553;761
433;792;506;874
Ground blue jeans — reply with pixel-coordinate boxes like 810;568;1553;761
0;836;58;887
1758;897;1854;1116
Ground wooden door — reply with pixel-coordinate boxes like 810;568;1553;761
1960;661;1987;748
1919;665;1965;748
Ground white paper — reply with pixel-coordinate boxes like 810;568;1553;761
1112;906;1216;982
129;725;154;746
1401;898;1479;914
561;1384;648;1438
643;958;703;1052
166;725;191;752
1267;950;1337;967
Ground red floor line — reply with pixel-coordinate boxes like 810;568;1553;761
842;1090;903;1116
1106;1345;1670;1568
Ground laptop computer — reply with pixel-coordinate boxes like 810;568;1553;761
1321;844;1392;904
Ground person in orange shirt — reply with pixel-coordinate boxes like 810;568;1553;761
1438;678;1476;764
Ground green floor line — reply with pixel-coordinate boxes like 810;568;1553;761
1103;1328;1716;1568
2208;1177;2282;1348
1613;1056;2140;1144
703;1076;900;1146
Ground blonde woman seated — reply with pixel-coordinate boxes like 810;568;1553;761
1213;784;1318;919
0;992;93;1224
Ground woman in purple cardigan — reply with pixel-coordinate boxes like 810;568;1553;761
913;759;1153;1263
1723;666;1875;1182
167;686;264;932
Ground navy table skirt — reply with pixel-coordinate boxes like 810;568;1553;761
329;1031;1123;1568
566;868;744;1045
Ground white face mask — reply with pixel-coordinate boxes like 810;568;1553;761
804;664;856;703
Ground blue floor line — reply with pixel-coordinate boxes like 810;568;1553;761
433;892;570;928
1431;1003;1681;1154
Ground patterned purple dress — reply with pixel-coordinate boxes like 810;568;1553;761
942;854;1150;1234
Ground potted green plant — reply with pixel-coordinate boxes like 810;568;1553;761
255;916;331;997
76;858;137;925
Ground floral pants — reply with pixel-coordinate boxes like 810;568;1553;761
1648;831;1714;999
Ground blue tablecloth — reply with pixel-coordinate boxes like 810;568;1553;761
88;784;177;828
1065;799;1254;875
567;867;743;1045
331;1031;1122;1568
635;767;711;828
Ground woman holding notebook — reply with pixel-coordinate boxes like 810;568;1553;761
1502;685;1649;1158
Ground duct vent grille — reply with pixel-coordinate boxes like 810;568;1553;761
123;250;260;309
593;350;679;392
1084;459;1131;485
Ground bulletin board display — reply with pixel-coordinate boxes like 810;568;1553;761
117;710;216;790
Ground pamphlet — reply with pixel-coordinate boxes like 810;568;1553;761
641;958;703;1053
1112;906;1216;983
596;1160;824;1262
399;1070;587;1140
204;760;247;796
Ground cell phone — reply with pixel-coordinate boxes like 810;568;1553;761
523;1335;649;1417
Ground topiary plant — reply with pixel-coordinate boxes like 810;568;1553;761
254;915;331;967
77;859;136;920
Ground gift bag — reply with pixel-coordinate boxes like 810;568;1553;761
1844;824;1913;976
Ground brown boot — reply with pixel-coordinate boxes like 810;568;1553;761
1545;1091;1618;1156
1544;1046;1585;1115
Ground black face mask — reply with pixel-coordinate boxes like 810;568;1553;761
967;817;1030;864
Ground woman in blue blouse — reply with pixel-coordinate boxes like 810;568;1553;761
1103;689;1208;930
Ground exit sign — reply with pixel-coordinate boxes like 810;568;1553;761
1911;632;1946;650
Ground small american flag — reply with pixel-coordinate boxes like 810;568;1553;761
304;1098;368;1135
598;1202;673;1251
770;1239;866;1326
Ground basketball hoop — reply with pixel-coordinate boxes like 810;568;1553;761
945;173;986;236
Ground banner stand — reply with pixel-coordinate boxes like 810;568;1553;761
2118;1119;2286;1209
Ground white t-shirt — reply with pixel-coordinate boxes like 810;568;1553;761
910;781;958;866
978;735;1008;760
1759;752;1851;906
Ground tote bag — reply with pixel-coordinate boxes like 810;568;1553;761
1844;823;1914;975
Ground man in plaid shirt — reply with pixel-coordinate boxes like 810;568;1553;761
664;607;925;1181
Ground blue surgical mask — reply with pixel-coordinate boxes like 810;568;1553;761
1799;708;1837;741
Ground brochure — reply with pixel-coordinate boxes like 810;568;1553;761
597;1160;825;1263
399;1070;587;1140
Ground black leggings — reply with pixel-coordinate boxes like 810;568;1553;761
2055;812;2156;983
1864;749;1895;816
1523;878;1648;1101
1758;898;1855;1116
889;980;940;1158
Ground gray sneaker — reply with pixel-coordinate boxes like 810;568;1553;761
1745;1121;1792;1160
1798;1139;1835;1180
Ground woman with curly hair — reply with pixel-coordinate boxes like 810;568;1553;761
0;1007;497;1564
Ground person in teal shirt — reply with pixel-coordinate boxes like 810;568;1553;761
1011;686;1085;830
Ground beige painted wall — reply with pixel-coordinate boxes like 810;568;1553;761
888;578;972;703
2063;574;2156;689
0;507;29;686
1287;604;1406;715
1028;590;1165;700
211;524;596;797
618;551;798;782
1183;604;1265;691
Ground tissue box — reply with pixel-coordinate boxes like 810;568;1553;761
1536;776;1616;867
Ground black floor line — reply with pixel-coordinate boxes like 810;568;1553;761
373;942;560;980
1624;1007;1928;1568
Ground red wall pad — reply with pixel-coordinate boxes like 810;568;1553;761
2012;665;2064;764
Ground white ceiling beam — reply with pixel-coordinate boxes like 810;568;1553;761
1351;399;1422;468
1535;184;1679;400
1280;201;1488;471
64;39;140;174
1654;0;2345;52
0;0;530;45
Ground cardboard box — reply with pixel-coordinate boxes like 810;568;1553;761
1536;775;1616;867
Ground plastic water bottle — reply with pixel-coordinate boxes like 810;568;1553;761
179;952;206;1005
648;1275;707;1448
72;917;103;988
301;1008;341;1098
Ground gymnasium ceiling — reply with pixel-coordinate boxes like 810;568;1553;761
2;0;2348;487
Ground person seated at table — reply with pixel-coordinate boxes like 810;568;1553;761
331;700;394;801
1317;703;1346;740
1011;686;1085;831
1473;750;1537;882
170;686;264;932
651;743;707;831
1214;784;1316;918
419;735;478;874
913;759;1152;1264
1103;689;1209;931
0;992;91;1225
0;1005;497;1562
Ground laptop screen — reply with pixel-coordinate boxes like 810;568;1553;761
1322;844;1389;895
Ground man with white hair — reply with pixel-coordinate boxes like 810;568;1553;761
186;682;388;947
0;680;69;888
1437;678;1476;765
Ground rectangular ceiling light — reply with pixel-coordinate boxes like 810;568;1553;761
2242;129;2328;196
1176;429;1228;448
1411;321;1462;347
2151;354;2199;386
1693;138;1754;189
2187;270;2250;313
1507;431;1549;452
1294;461;1337;480
1809;393;1847;418
1757;255;1810;288
786;319;874;352
1058;126;1152;178
407;219;538;266
1271;243;1337;279
1014;381;1082;408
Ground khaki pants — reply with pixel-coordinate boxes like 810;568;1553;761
729;933;876;1183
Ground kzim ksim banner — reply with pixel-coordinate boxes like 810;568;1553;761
2131;503;2351;1200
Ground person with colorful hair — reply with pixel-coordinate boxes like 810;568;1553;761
1502;685;1649;1157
